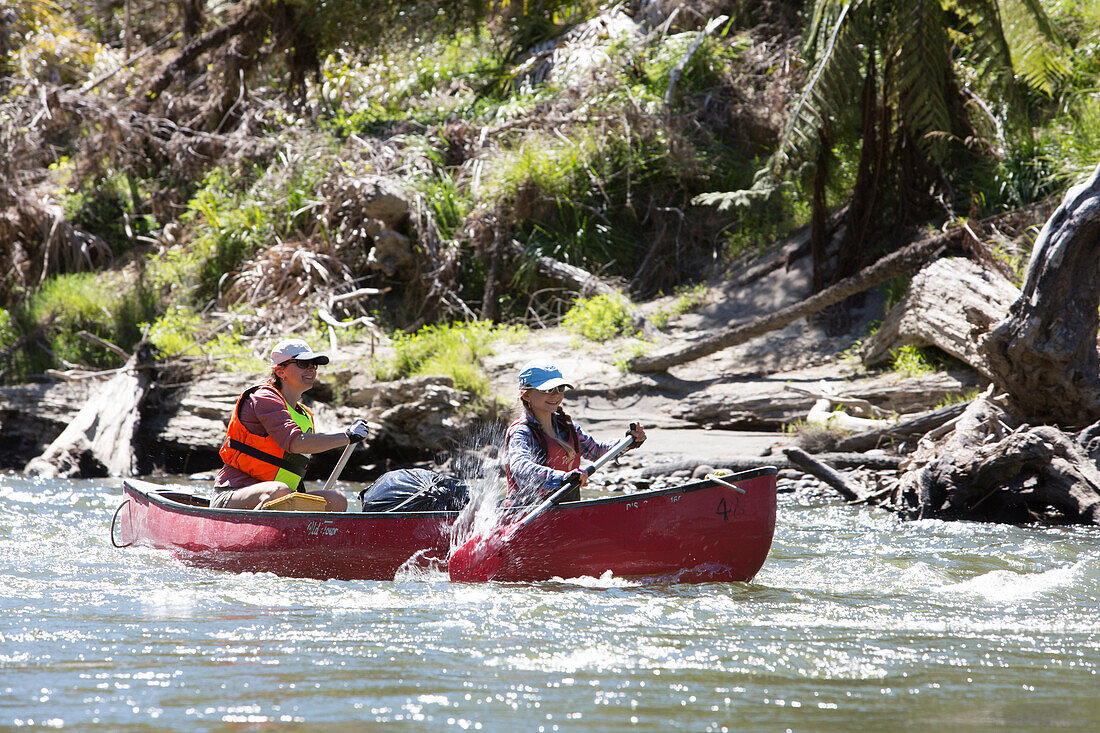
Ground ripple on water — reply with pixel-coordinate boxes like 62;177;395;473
4;474;1100;730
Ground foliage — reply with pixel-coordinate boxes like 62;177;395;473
154;151;331;304
694;0;1070;286
936;387;984;409
650;284;707;330
638;26;745;103
318;31;506;132
144;306;260;370
376;320;526;398
612;340;651;371
11;271;159;377
482;122;695;280
61;167;158;255
5;0;105;85
882;275;912;312
414;168;474;241
562;293;636;342
890;344;938;377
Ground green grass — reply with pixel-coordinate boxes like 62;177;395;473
650;283;707;329
11;270;159;376
153;153;332;304
376;320;526;398
890;344;938;378
144;306;261;370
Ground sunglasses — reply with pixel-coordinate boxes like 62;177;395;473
286;359;321;369
533;385;567;394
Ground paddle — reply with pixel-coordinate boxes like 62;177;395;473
322;441;356;492
448;428;638;582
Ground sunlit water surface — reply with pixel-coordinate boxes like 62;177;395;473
2;474;1099;731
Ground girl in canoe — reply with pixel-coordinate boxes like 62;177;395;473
505;360;646;506
212;338;369;511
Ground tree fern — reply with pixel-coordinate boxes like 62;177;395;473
695;0;1065;213
891;0;953;161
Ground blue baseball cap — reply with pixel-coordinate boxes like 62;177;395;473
518;361;573;391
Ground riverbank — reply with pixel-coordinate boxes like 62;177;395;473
0;235;982;487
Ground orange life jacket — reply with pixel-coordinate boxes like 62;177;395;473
219;385;315;490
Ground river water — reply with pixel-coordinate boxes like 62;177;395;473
2;473;1099;731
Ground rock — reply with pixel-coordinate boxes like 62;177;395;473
366;229;414;276
671;369;984;429
0;380;96;470
24;348;152;478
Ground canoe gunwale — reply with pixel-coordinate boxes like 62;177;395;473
122;466;779;521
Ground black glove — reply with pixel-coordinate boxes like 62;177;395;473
345;419;369;444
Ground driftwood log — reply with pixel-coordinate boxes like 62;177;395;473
639;452;902;479
893;395;1100;524
835;400;970;452
783;447;863;501
981;163;1100;426
23;344;153;478
860;257;1019;376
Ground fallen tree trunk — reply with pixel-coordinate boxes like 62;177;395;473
629;231;950;372
505;238;621;297
24;344;153;478
980;163;1100;426
835;400;970;452
892;395;1100;524
860;257;1019;376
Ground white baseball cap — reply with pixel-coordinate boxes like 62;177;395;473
270;338;330;366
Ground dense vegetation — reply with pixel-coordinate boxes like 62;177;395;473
1;0;1097;386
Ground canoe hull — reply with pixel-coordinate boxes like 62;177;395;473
116;467;776;583
480;470;777;583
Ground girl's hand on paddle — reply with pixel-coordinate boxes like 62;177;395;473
564;469;589;487
627;422;647;449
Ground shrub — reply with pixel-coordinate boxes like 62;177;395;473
650;284;707;329
144;306;260;370
22;271;158;372
377;320;525;398
562;293;636;342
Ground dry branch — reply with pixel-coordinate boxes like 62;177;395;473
134;3;257;112
629;232;950;372
783;447;863;501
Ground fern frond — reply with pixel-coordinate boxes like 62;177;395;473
1000;0;1068;95
774;0;868;171
891;0;953;161
956;0;1065;95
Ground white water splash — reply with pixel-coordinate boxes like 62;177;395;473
942;563;1081;602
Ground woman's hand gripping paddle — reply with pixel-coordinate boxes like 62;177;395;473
447;428;639;582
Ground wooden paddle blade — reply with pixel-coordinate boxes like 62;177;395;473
447;526;511;582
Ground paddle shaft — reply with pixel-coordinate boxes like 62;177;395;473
321;441;355;492
511;432;636;534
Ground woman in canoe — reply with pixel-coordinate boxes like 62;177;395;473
212;338;369;511
505;360;646;506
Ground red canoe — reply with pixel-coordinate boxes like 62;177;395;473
113;467;777;583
